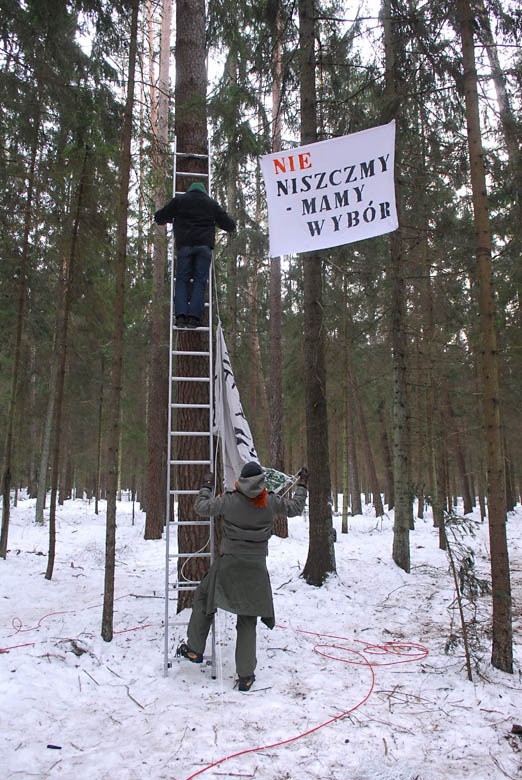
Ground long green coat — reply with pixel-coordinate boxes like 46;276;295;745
194;479;308;626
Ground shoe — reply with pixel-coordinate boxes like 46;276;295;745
236;674;255;692
176;642;203;663
186;316;200;329
175;315;187;328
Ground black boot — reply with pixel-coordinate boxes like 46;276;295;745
176;642;203;663
236;674;255;692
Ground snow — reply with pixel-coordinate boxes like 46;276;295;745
2;496;521;780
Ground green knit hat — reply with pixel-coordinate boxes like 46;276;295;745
188;182;207;193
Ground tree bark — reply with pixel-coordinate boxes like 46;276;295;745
348;366;384;516
1;113;40;558
382;0;411;572
445;391;473;515
475;0;522;328
174;0;213;611
377;400;394;511
95;356;105;516
102;0;139;641
269;0;285;475
455;0;512;673
45;147;89;580
299;0;336;585
269;12;289;541
145;0;172;540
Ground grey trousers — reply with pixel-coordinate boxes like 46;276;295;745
187;575;258;677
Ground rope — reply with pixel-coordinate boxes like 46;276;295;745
183;626;428;780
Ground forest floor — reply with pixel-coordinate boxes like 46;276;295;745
2;495;521;780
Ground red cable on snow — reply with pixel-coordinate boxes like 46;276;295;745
183;627;428;780
1;595;147;652
0;641;36;653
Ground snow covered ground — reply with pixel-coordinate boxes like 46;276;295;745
1;495;521;780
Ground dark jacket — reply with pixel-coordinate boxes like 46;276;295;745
194;477;308;556
154;189;235;249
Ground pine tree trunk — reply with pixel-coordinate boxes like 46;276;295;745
1;113;39;558
342;287;362;516
28;348;38;498
174;0;213;612
455;0;512;673
382;0;411;572
348;366;384;516
102;0;139;641
269;0;285;476
299;0;335;585
377;400;394;510
45;147;89;580
446;392;473;514
35;345;58;525
95;356;105;516
224;52;240;357
475;0;522;329
145;0;172;540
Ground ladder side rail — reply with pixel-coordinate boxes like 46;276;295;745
164;165;176;676
207;138;217;676
164;137;179;676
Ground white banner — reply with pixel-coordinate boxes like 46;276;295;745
260;121;397;257
213;323;259;489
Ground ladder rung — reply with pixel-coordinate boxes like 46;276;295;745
170;490;200;496
176;171;209;178
172;350;209;357
172;403;210;409
172;375;210;382
172;431;211;436
176;152;209;159
174;325;209;331
175;585;199;592
170;459;211;465
170;517;211;523
170;552;211;559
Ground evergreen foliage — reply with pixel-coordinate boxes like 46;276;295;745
0;0;519;535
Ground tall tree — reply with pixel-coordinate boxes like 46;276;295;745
102;0;140;642
382;0;411;572
455;0;512;673
144;0;172;540
0;112;39;559
269;0;285;477
174;0;212;611
299;0;336;586
46;146;90;580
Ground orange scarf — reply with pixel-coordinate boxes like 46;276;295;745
235;483;268;508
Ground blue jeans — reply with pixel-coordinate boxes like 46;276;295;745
174;245;212;320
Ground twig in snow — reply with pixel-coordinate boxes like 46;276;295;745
83;670;99;685
106;665;123;678
489;749;519;779
125;685;144;709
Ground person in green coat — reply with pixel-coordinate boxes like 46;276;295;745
177;461;309;691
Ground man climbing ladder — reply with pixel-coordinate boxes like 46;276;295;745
154;182;235;328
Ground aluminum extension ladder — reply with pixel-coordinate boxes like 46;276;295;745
163;143;216;676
